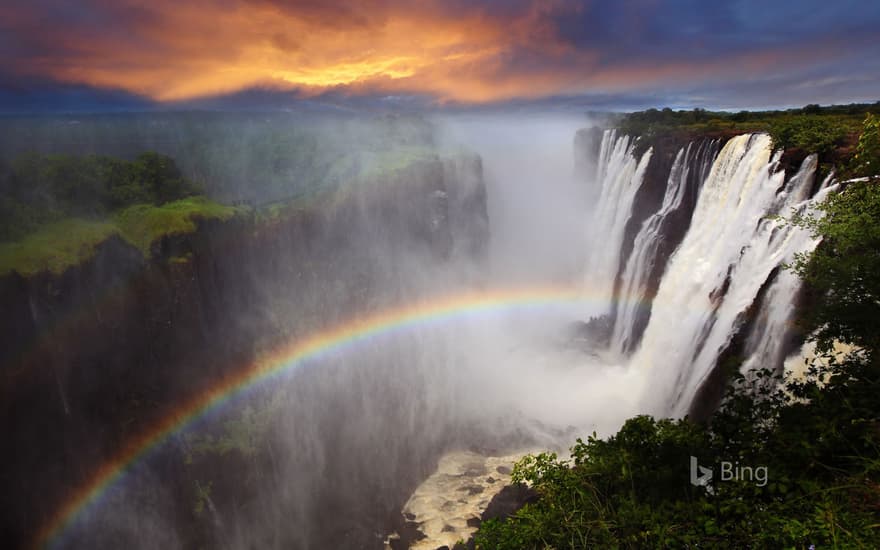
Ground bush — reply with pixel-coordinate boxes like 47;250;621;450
0;152;201;242
474;362;880;549
475;173;880;549
769;115;847;156
852;113;880;178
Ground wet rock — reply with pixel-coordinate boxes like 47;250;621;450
481;483;539;522
459;484;484;496
389;521;426;550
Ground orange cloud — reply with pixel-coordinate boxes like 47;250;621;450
1;0;596;102
0;0;853;105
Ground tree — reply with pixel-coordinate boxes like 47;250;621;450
789;180;880;355
852;113;880;178
130;152;200;205
769;115;845;156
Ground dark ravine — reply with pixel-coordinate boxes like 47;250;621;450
0;155;489;549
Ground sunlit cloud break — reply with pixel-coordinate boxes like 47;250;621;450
1;0;879;109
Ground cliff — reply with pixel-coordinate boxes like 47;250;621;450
0;153;489;548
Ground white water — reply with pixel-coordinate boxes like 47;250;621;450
582;130;652;315
619;134;824;415
391;128;836;549
738;171;838;378
609;140;715;355
388;451;527;550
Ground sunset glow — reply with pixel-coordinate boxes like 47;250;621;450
1;1;879;109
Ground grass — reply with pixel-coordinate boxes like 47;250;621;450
0;145;470;277
114;196;244;254
0;218;117;276
0;197;247;276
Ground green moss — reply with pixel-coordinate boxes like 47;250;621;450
0;218;117;276
114;197;244;254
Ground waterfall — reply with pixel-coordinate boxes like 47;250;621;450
611;134;827;416
583;129;652;313
609;140;717;355
738;172;838;378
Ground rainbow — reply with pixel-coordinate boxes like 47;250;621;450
34;285;614;549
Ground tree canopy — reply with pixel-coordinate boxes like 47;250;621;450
0;152;201;241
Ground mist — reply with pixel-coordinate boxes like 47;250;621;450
0;110;658;549
436;114;593;286
6;106;824;549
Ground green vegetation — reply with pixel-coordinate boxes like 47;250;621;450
768;115;847;157
474;132;880;548
0;151;249;275
787;181;880;355
0;112;439;204
0;151;202;242
0;115;448;275
852;113;880;177
475;359;880;548
617;103;880;171
113;196;242;254
0;196;245;276
0;219;117;275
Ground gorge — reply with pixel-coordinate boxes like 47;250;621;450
0;111;862;549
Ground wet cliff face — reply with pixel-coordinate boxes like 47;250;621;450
0;156;489;549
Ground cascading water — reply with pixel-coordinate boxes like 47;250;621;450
737;171;838;377
609;140;717;355
583;129;652;313
615;134;828;415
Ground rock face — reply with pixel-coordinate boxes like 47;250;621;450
0;156;489;549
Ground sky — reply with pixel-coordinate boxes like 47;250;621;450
1;0;879;113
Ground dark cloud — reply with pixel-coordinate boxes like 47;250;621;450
0;77;154;114
0;0;878;111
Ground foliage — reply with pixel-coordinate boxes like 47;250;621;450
769;116;847;156
0;148;250;274
0;197;243;275
113;196;243;254
475;167;880;549
475;362;880;549
0;218;117;276
787;180;880;354
0;112;438;205
617;103;878;166
851;113;880;178
0;151;201;242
